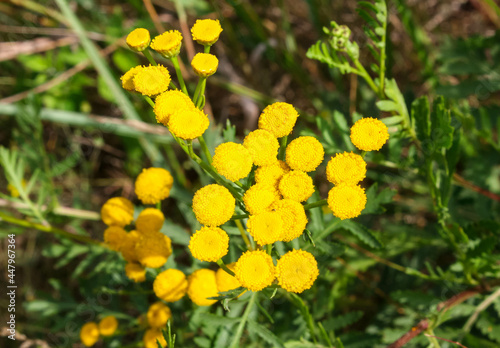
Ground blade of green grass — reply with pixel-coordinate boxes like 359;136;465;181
54;0;164;165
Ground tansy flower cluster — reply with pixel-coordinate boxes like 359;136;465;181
79;316;118;347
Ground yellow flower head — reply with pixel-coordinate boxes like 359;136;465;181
327;183;367;220
120;66;143;91
153;269;188;302
154;90;195;126
255;160;290;189
168;107;209;140
147;302;172;329
215;263;240;293
189;226;229;262
104;226;127;251
151;30;183;58
125;262;146;283
121;230;140;262
191;19;223;46
243;183;280;215
191;53;219;77
326;152;367;185
247;211;283;246
143;329;167;348
126;28;151;52
101;197;134;227
276;249;319;293
80;322;99;347
270;199;308;242
133;65;171;97
136;208;165;234
98;316;118;337
350;117;389;151
212;142;253;182
192;184;235;226
135;231;172;268
235;250;275;291
285;136;324;172
278;170;315;202
187;269;219;306
243;129;279;166
135;167;174;205
258;102;299;138
7;179;26;198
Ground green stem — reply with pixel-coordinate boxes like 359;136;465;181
266;244;272;255
204;45;211;53
303;199;328;210
156;202;161;210
235;219;253;250
425;329;441;348
231;213;249;220
0;210;102;245
198;135;212;163
193;77;206;106
353;59;383;99
164;144;188;186
217;259;236;277
143;49;158;66
196;78;207;108
170;56;189;95
378;3;387;94
278;135;288;160
229;292;257;348
144;96;155;108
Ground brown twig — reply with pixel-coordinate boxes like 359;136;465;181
143;0;165;34
453;173;500;202
0;36;78;62
387;282;500;348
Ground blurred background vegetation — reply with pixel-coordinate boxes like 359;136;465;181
0;0;500;347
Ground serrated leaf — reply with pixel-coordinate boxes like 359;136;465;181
430;96;454;149
411;96;431;141
247;320;286;348
338;220;383;249
323;311;364;331
363;183;396;215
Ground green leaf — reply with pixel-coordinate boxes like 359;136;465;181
362;183;396;215
197;313;241;327
430;96;454;149
338;220;383;249
376;100;399;112
247;320;286;348
411;96;431;141
323;311;364;331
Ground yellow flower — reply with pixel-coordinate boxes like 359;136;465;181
126;28;151;52
327;183;366;220
270;199;307;242
143;329;167;348
7;179;26;198
258;102;299;138
285;136;324;172
243;183;280;215
189;226;229;262
215;263;240;293
247;211;283;246
187;269;219;306
135;167;174;205
192;184;235;226
135;231;172;268
154;269;188;302
278;170;315;202
243;129;279;166
154;90;195;126
191;53;218;77
276;249;319;293
125;262;146;282
80;322;99;347
103;226;127;251
121;230;140;262
98;316;118;336
255;160;290;189
168;107;209;140
350;117;389;151
326;152;367;185
151;30;182;58
121;65;144;91
133;65;171;97
101;197;134;227
147;302;172;329
136;208;165;234
191;19;223;46
212;142;253;182
235;250;275;291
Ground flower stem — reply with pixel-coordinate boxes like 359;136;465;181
278;135;288;160
229;291;257;348
198;135;212;163
303;199;328;210
193;77;206;106
143;49;157;66
144;96;155;108
204;45;211;53
235;219;253;250
170;56;189;95
196;78;207;108
231;213;249;220
217;259;236;277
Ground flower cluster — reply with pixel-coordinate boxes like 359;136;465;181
80;316;118;347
